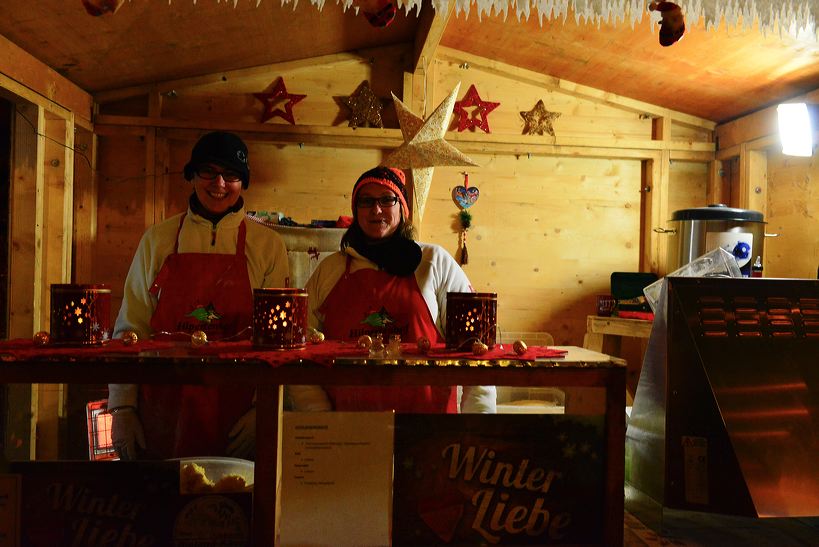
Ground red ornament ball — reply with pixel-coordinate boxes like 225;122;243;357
33;331;50;346
513;340;528;355
121;331;139;346
416;336;431;353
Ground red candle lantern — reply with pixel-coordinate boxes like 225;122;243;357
445;292;497;350
49;284;112;345
252;288;308;350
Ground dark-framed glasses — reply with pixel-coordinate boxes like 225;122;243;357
196;166;242;183
356;196;399;209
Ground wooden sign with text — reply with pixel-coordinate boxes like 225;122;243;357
393;414;606;545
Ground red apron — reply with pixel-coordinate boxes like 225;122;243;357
320;256;457;413
139;214;255;458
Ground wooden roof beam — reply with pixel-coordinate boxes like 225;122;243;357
0;35;92;129
94;44;409;104
436;47;716;132
412;1;455;74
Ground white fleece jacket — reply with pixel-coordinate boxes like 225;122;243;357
108;206;289;408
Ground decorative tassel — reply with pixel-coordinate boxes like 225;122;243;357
458;210;472;266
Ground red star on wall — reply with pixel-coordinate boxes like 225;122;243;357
453;84;500;133
253;78;306;125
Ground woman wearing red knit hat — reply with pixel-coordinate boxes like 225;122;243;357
291;166;496;414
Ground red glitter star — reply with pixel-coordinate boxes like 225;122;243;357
253;78;306;125
453;84;500;133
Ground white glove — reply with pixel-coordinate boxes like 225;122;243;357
110;407;146;460
227;406;256;459
287;385;332;411
461;386;497;413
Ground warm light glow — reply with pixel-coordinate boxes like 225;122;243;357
777;103;814;157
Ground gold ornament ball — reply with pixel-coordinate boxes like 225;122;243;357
121;331;139;346
33;331;50;346
416;336;431;353
191;330;208;347
357;334;373;350
308;328;325;344
472;340;489;356
513;340;528;355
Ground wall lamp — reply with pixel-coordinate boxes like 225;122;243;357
777;102;816;157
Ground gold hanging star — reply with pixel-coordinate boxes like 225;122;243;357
341;80;384;128
520;99;561;136
382;83;478;223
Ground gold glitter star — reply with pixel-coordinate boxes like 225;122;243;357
341;80;384;128
381;83;477;223
520;99;561;136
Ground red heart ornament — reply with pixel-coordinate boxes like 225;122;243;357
452;186;479;209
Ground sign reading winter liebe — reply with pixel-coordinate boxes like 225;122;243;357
392;414;606;545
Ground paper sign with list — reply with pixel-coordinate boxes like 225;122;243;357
280;411;394;547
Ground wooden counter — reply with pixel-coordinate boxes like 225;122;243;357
0;346;625;546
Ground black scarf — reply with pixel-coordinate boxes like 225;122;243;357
346;226;422;277
189;193;244;225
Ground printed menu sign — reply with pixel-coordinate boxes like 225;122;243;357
280;411;394;547
393;414;606;545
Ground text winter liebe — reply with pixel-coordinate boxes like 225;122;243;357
442;443;571;543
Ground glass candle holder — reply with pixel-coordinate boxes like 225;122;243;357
252;288;308;350
386;334;402;358
369;333;386;358
49;284;112;345
445;292;497;350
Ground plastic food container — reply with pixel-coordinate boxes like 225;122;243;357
177;457;254;494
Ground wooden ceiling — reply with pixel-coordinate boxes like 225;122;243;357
3;1;819;123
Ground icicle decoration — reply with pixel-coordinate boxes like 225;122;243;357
275;0;819;41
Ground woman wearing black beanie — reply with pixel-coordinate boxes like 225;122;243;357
108;131;289;461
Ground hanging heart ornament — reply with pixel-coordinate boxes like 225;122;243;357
452;185;479;209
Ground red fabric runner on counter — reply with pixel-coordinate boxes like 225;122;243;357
1;338;568;367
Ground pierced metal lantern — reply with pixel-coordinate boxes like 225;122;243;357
445;292;497;350
49;284;112;345
252;288;308;350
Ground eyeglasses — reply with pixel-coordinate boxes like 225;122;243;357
356;196;399;209
196;166;243;183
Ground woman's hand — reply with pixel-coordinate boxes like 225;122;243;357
110;407;146;460
227;406;256;459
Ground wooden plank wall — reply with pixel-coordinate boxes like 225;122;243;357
90;45;716;348
715;86;819;278
765;152;819;279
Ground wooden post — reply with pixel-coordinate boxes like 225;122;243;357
738;144;768;216
640;152;670;276
706;159;725;205
9;102;40;338
73;126;97;283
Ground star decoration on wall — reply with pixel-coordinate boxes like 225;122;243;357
341;80;384;128
253;78;306;125
520;99;561;136
382;83;478;223
453;84;500;133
